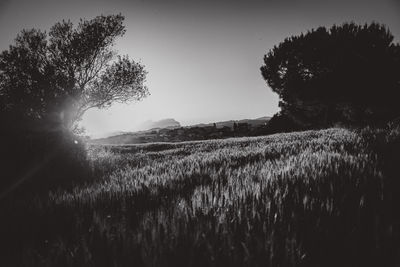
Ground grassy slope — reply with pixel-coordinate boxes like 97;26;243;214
1;128;398;266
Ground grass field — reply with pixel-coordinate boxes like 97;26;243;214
1;128;399;266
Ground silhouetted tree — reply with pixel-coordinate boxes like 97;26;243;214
0;14;148;193
233;122;238;131
265;112;302;134
261;22;400;128
0;14;148;133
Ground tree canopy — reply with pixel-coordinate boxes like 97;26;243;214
0;14;148;133
261;22;400;128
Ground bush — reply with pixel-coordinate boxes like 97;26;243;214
264;111;304;134
0;129;90;198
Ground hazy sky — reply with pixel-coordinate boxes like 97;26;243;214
0;0;399;136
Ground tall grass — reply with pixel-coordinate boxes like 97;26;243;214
0;128;398;266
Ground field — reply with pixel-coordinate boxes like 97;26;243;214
1;128;399;266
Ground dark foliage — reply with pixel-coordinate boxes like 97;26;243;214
0;14;148;195
263;111;303;134
261;22;400;128
0;14;148;132
357;124;400;261
0;126;89;198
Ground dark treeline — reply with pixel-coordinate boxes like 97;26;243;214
90;122;274;144
261;22;400;132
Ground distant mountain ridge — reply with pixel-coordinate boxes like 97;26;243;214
189;117;270;129
90;116;271;144
90;119;181;139
139;118;181;131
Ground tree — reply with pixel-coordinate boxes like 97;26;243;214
0;14;148;133
0;14;149;191
261;22;400;128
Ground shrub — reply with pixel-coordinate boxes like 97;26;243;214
0;129;90;198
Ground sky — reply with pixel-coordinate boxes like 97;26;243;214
0;0;399;136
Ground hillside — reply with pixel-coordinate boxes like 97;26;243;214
3;128;399;266
91;116;271;144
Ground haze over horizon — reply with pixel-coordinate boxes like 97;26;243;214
1;0;399;136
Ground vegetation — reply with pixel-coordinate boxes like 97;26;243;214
91;120;271;144
0;14;148;132
1;127;399;266
1;17;399;267
261;22;400;129
0;14;148;193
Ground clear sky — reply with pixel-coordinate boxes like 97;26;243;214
0;0;399;136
